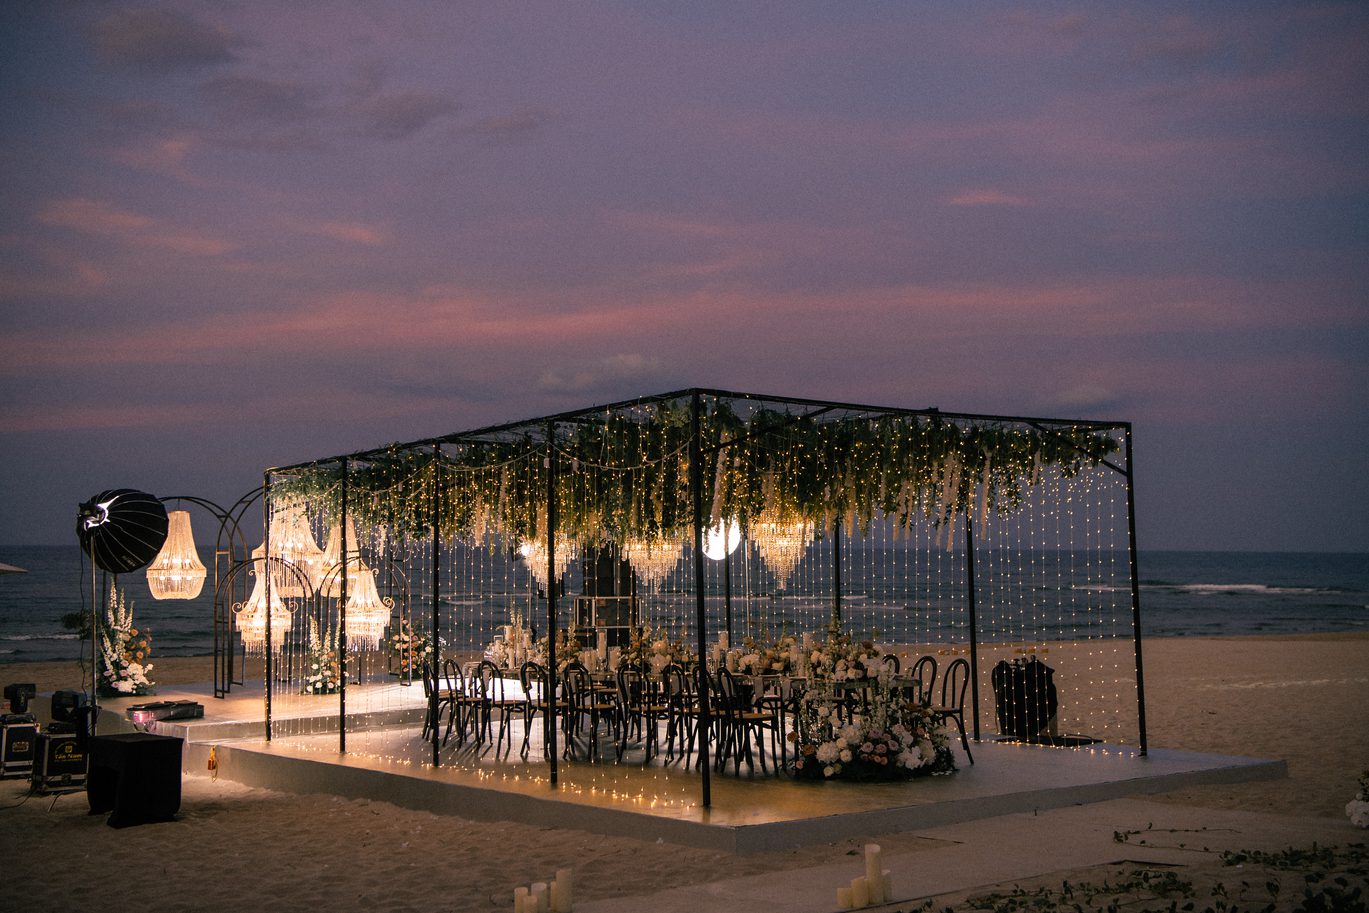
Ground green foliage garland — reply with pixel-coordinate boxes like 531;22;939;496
270;397;1120;548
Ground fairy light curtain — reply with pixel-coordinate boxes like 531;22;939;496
257;390;1141;767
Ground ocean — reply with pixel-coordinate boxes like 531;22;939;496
0;546;1364;664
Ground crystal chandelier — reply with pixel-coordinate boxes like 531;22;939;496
235;547;293;655
145;510;207;599
343;563;393;650
621;536;682;590
517;536;577;590
318;517;362;598
266;501;325;596
750;508;813;590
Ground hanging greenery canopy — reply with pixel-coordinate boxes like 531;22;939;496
268;390;1123;549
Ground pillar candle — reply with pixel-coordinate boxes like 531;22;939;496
556;867;573;911
719;631;728;650
882;871;893;902
850;876;869;908
864;844;883;900
531;882;548;913
836;886;853;909
549;882;560;912
514;886;529;913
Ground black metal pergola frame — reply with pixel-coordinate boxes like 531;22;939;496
265;387;1147;809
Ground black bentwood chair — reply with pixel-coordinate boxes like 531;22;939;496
714;667;773;775
908;655;938;706
519;661;567;759
931;657;973;764
561;661;618;759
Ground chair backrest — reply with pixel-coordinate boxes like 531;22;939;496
883;652;901;674
420;659;436;699
617;664;645;708
476;659;504;702
662;663;690;705
520;660;548;704
940;657;970;710
562;660;590;708
442;657;463;694
910;655;938;704
715;666;745;713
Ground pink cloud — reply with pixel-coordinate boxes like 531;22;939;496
34;197;235;255
293;219;391;246
944;189;1032;207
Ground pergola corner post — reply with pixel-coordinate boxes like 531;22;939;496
1124;427;1148;756
431;446;442;769
690;391;712;808
338;458;349;753
963;507;981;742
546;421;559;787
263;472;273;742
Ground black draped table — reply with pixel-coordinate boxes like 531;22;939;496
87;732;183;828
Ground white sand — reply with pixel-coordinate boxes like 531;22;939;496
1;633;1365;911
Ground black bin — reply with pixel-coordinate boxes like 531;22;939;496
87;733;183;828
991;658;1058;740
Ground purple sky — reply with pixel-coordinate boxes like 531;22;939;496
2;2;1366;551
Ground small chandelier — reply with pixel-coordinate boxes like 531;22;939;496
621;536;681;590
235;548;293;655
146;510;207;600
344;563;393;650
266;501;325;596
517;536;577;590
750;508;813;590
318;517;362;598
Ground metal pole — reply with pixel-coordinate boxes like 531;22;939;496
963;508;981;741
89;559;99;738
338;458;349;753
263;473;273;741
690;392;712;807
723;547;733;643
546;421;559;786
431;446;441;768
1124;428;1148;756
831;518;842;629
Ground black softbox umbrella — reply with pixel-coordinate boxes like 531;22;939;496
77;489;168;574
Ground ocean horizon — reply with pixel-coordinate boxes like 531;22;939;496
1;545;1364;665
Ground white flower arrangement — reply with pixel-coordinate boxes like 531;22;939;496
303;616;342;695
737;632;798;675
1347;769;1369;828
388;620;432;675
98;585;155;696
807;628;889;683
792;678;954;781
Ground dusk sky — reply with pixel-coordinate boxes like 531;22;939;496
2;2;1366;552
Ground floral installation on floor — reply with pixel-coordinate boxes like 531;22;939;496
792;677;955;781
1347;769;1369;828
302;616;342;695
98;584;155;696
388;619;432;677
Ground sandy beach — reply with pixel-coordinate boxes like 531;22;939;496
2;633;1366;911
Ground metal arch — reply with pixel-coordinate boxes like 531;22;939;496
158;488;265;698
220;552;314;740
